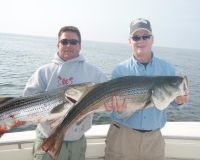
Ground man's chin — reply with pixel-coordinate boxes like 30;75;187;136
63;54;79;61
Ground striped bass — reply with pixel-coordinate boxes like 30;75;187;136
39;75;188;160
0;82;95;136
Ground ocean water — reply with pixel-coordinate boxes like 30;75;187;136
0;33;200;132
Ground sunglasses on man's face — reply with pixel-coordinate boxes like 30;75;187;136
59;39;80;45
131;35;152;42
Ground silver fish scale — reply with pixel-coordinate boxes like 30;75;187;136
0;93;65;122
16;99;63;120
120;87;148;95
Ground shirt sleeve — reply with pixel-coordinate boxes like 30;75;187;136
97;72;108;83
23;69;47;96
112;67;121;79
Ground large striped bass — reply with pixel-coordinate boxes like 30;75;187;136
39;75;188;160
0;82;94;136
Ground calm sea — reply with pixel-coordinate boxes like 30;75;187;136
0;33;200;132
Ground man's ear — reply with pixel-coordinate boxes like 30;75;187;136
128;38;132;45
151;35;154;44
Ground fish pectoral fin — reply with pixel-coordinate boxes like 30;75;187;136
0;97;15;105
50;101;72;114
48;102;74;125
65;82;97;104
50;103;66;114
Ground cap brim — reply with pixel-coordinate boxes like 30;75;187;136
130;28;151;36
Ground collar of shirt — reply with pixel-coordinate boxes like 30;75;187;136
131;53;154;66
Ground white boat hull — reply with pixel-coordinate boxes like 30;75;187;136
0;122;200;160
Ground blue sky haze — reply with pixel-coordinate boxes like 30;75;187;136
0;0;200;50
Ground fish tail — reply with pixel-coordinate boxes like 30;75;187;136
38;129;64;160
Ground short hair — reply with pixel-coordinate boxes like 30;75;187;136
58;26;81;43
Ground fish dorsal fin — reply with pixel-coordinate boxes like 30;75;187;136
64;82;97;104
0;97;15;106
50;103;66;114
50;101;74;114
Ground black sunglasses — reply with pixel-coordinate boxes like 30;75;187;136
131;35;152;42
59;39;80;45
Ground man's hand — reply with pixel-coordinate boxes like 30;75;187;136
104;96;127;113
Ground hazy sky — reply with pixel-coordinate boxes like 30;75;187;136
1;0;200;50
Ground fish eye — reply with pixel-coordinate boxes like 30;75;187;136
168;79;179;86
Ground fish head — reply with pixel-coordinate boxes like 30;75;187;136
64;82;96;104
65;87;82;104
152;76;188;110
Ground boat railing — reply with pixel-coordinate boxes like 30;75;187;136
0;122;200;160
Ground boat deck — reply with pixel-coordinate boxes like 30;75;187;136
0;122;200;160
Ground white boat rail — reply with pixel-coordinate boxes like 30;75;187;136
0;122;200;160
